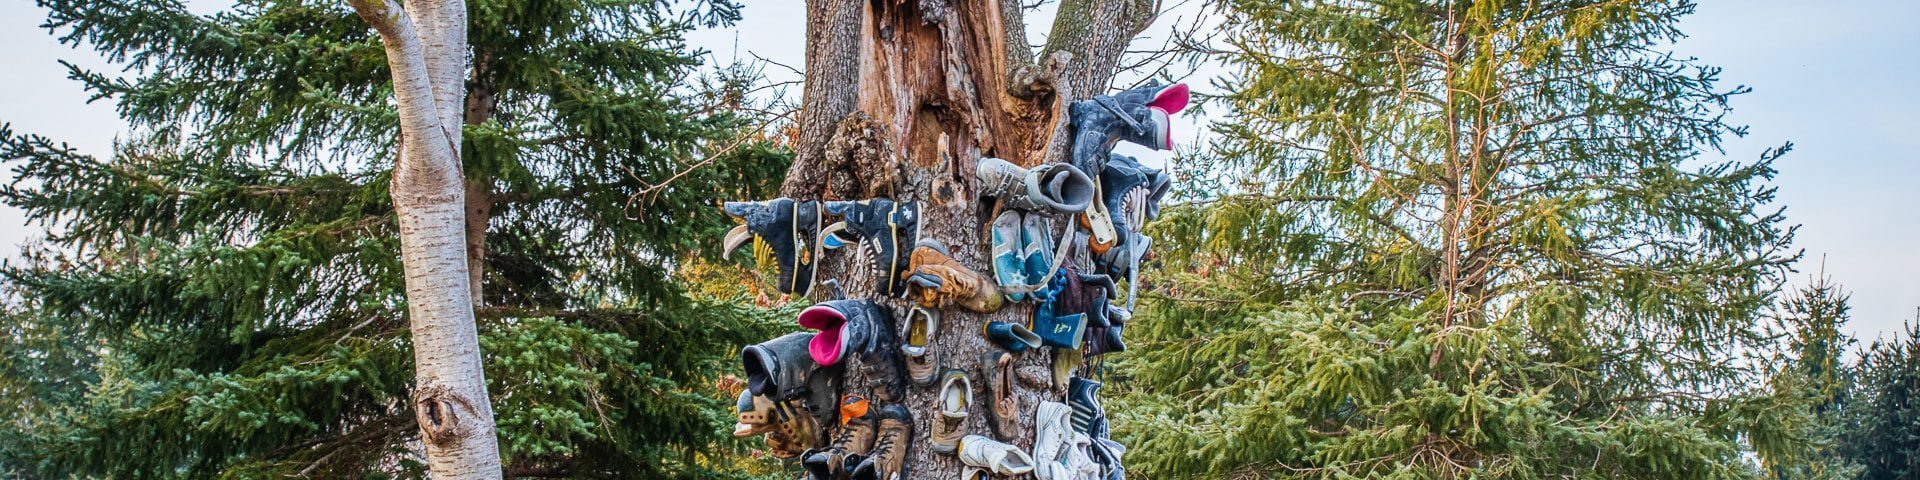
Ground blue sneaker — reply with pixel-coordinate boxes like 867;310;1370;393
990;211;1028;302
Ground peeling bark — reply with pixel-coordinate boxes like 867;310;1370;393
779;0;1156;475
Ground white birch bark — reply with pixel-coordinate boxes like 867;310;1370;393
346;0;503;477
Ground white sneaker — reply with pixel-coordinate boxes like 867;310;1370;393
958;434;1036;476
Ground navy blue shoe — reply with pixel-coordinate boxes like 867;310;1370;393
1066;82;1189;176
822;199;921;297
723;198;824;296
1068;376;1103;435
984;320;1042;352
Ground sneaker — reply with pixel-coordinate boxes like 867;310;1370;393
977;157;1096;213
901;307;941;387
1021;212;1059;291
850;404;913;480
984;320;1042;353
930;369;971;455
802;395;877;479
722;199;824;296
990;211;1029;302
979;351;1021;439
1067;376;1103;435
905;239;1006;313
958;435;1036;476
821;199;921;297
1033;401;1076;480
1066;82;1189;176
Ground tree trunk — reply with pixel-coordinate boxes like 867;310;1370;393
782;0;1156;476
347;0;503;478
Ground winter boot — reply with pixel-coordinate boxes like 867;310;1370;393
991;210;1029;302
906;239;1005;313
930;369;972;455
1088;306;1129;357
984;320;1042;353
977;157;1096;213
821;199;921;297
722;199;824;296
797;299;893;367
803;395;878;479
979;351;1021;439
959;435;1037;476
850;404;913;480
901;307;941;387
1066;82;1189;175
743;332;820;401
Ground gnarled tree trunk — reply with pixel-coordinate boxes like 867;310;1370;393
782;0;1156;475
347;0;503;477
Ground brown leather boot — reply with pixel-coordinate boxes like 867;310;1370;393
851;404;913;480
905;240;1006;313
802;395;877;479
979;351;1021;439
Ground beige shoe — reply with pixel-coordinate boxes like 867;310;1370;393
930;369;972;455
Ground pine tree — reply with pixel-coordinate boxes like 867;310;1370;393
0;0;788;477
1836;320;1920;480
1114;1;1812;478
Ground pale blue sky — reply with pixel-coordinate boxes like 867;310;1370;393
1;0;1913;344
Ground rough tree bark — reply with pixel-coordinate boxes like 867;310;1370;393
781;0;1157;476
346;0;504;477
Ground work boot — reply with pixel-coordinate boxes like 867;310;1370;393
803;395;877;479
979;351;1021;439
930;369;971;455
959;435;1037;476
821;199;921;297
990;211;1029;302
906;240;1006;313
976;157;1096;213
901;307;941;387
734;390;821;459
850;404;913;480
722;199;824;296
1066;82;1189;175
984;320;1042;353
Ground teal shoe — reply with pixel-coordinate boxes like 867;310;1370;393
991;210;1028;301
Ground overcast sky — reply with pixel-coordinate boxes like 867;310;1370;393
1;0;1913;345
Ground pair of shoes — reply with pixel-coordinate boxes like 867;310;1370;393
1033;265;1114;350
821;199;920;297
991;210;1062;301
723;199;825;296
977;157;1097;213
1066;82;1189;177
801;396;915;480
906;240;1005;313
1034;401;1100;480
733;390;821;459
900;307;941;387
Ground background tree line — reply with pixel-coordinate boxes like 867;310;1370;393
0;0;1912;479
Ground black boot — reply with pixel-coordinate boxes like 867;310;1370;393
1066;82;1189;175
822;199;921;297
722;198;824;296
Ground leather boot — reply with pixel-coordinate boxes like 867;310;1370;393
906;239;1005;313
850;404;913;480
979;351;1021;439
802;395;877;479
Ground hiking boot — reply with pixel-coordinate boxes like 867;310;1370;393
901;307;941;387
990;211;1029;302
1066;82;1189;176
797;299;893;366
930;369;971;455
803;395;878;479
984;320;1042;353
743;332;821;400
979;351;1021;439
850;404;913;480
906;239;1006;313
1033;401;1076;480
959;435;1037;476
977;157;1095;213
734;390;821;459
722;199;824;296
821;199;921;297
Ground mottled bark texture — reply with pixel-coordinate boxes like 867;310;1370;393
347;0;503;477
780;0;1156;476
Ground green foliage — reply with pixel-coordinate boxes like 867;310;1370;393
1114;1;1813;478
1833;321;1920;480
0;0;790;477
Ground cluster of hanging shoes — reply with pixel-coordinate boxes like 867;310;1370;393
726;82;1188;479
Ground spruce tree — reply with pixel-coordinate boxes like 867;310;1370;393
0;0;787;477
1836;320;1920;480
1115;1;1813;478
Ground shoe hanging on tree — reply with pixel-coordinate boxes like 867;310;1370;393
905;239;1006;313
849;404;913;480
990;210;1030;301
979;351;1022;439
732;390;820;459
984;320;1043;352
821;199;921;297
742;332;843;429
1065;82;1190;176
976;157;1097;213
722;198;824;296
958;435;1037;476
930;369;972;455
1033;401;1084;480
900;307;941;387
802;395;877;480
